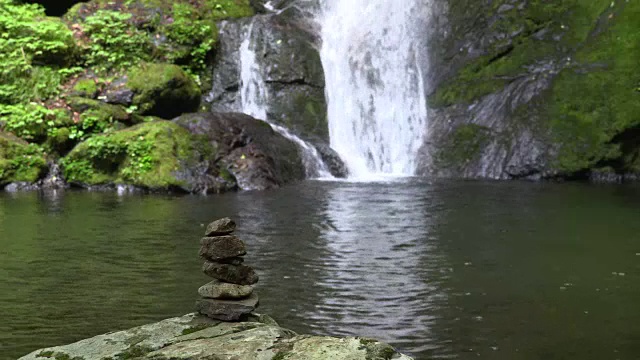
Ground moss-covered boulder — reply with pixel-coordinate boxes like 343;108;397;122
0;132;47;186
422;0;640;181
175;112;305;191
126;63;201;119
59;120;233;192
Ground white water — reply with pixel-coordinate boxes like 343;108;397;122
319;0;429;179
239;23;334;179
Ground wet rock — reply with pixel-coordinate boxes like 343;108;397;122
175;112;305;191
198;280;254;300
314;142;349;178
199;236;246;261
202;261;259;285
205;217;236;236
208;11;328;142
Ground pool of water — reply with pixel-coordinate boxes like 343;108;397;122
1;179;639;359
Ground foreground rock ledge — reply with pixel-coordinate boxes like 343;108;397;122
20;313;413;360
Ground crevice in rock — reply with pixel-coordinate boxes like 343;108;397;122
24;0;84;17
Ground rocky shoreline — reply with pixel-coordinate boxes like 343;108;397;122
19;313;413;360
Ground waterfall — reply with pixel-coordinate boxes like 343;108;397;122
318;0;429;179
239;22;334;179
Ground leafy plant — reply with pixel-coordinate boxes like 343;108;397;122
164;3;217;72
82;10;151;72
0;0;77;104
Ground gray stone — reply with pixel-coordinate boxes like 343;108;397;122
198;280;253;300
204;217;236;236
202;261;259;285
196;293;259;321
199;235;246;261
19;313;414;360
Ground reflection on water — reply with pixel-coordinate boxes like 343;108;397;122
310;182;447;352
1;181;640;360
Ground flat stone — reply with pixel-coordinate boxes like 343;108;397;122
199;236;246;261
205;218;236;236
198;280;253;300
196;293;259;321
202;261;259;285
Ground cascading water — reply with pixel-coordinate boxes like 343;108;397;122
319;0;429;179
239;22;334;180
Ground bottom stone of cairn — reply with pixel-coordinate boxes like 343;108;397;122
196;293;260;321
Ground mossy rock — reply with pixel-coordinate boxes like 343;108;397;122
71;78;99;98
435;124;492;170
59;120;228;191
63;0;253;73
0;132;48;185
126;63;201;119
427;0;640;178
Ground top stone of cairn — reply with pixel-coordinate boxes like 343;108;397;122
205;217;236;236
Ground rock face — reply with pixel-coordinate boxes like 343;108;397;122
175;112;306;191
420;0;640;181
197;218;259;321
18;313;414;360
207;6;328;142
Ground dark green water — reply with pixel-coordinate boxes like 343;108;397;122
1;180;639;359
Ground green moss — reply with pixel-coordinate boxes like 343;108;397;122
0;131;48;184
34;351;84;360
112;345;154;359
547;0;640;173
60;120;202;189
202;0;254;20
436;124;492;169
127;63;201;118
180;323;211;335
430;0;615;107
272;351;291;360
72;79;99;98
0;2;78;104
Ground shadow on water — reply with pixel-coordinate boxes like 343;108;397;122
1;180;640;359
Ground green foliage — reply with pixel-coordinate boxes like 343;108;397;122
82;10;151;72
0;0;77;104
0;103;56;141
163;3;218;72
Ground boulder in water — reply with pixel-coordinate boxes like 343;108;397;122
174;112;305;191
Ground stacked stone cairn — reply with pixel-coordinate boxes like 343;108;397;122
196;217;259;321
